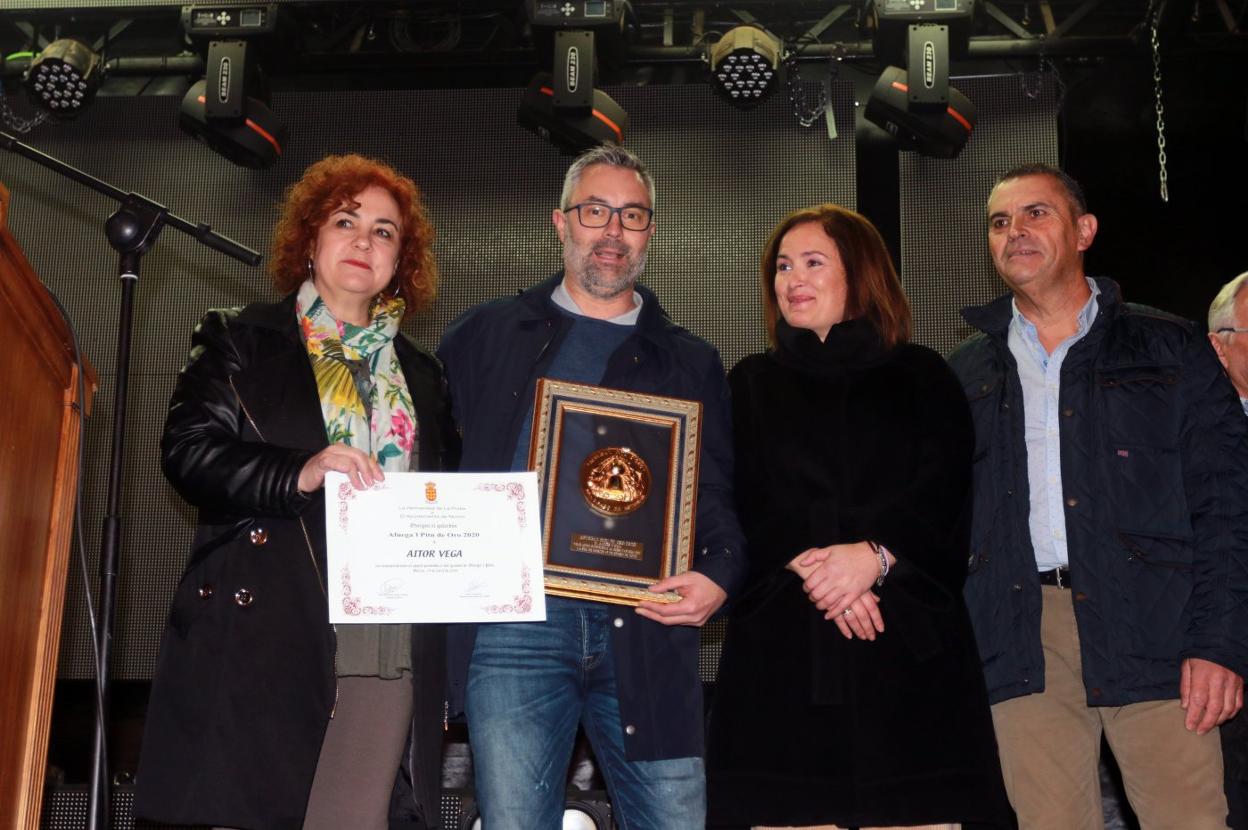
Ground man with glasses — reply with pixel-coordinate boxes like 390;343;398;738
949;164;1248;829
437;144;745;829
1210;271;1248;829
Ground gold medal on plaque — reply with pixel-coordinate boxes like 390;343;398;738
579;447;651;516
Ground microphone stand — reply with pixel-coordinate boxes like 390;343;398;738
0;130;261;830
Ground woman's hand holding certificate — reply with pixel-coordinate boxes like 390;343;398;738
325;471;546;623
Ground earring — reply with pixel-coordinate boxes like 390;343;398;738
307;257;314;276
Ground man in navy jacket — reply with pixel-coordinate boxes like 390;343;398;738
437;145;745;829
1209;271;1248;829
949;164;1248;830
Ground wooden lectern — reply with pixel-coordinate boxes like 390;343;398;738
0;182;97;830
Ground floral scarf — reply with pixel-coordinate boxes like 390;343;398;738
296;279;418;472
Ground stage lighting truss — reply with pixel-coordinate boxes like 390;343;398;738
24;39;102;116
708;25;783;109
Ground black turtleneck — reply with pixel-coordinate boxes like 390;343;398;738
771;316;891;378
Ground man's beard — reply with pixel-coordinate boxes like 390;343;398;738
564;236;648;300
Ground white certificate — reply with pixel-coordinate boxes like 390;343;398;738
325;471;546;623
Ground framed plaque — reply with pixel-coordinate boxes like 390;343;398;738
528;379;701;606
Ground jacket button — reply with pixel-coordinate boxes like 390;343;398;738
980;384;989;393
1006;489;1014;497
512;391;519;398
1022;678;1029;685
198;584;214;599
624;724;636;736
249;527;268;545
633;355;640;364
234;588;254;608
1002;402;1010;410
613;617;624;628
1065;497;1078;508
1012;583;1023;591
1062;408;1074;417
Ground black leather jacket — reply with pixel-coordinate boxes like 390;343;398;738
136;294;459;830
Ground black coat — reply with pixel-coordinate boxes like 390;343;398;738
948;278;1248;706
706;319;1010;828
134;295;459;830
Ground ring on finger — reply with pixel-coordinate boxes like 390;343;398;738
842;608;853;617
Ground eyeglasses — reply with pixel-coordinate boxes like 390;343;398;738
565;202;654;232
1216;327;1248;335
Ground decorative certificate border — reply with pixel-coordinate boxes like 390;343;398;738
334;478;536;618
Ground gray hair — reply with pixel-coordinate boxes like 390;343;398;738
559;145;655;211
1209;272;1248;331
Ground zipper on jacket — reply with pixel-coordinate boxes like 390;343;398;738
230;374;340;717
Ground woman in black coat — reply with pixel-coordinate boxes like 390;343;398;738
706;204;1010;829
135;154;459;830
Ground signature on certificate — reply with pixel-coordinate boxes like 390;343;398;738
460;580;488;599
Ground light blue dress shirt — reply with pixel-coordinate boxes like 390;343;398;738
1007;278;1101;572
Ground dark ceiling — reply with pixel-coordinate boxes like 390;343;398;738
1;1;1244;96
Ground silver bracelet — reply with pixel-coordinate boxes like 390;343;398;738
869;540;890;587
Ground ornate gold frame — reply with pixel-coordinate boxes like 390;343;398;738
529;379;701;605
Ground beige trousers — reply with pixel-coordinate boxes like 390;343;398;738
990;585;1228;830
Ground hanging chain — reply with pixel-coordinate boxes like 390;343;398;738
1021;56;1044;99
0;78;49;133
1149;9;1170;203
785;51;828;128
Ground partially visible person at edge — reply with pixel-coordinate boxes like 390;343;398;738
705;203;1012;830
436;144;747;829
948;163;1248;830
1209;270;1248;830
135;154;459;830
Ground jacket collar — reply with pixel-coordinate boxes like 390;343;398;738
236;291;302;343
961;276;1122;341
518;271;678;346
773;316;890;376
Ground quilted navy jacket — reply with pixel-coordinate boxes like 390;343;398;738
948;278;1248;706
436;272;747;761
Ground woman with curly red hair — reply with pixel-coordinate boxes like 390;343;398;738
136;154;459;830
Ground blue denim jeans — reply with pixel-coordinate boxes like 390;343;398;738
466;598;705;830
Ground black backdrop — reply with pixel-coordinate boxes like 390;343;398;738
1;75;1056;682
